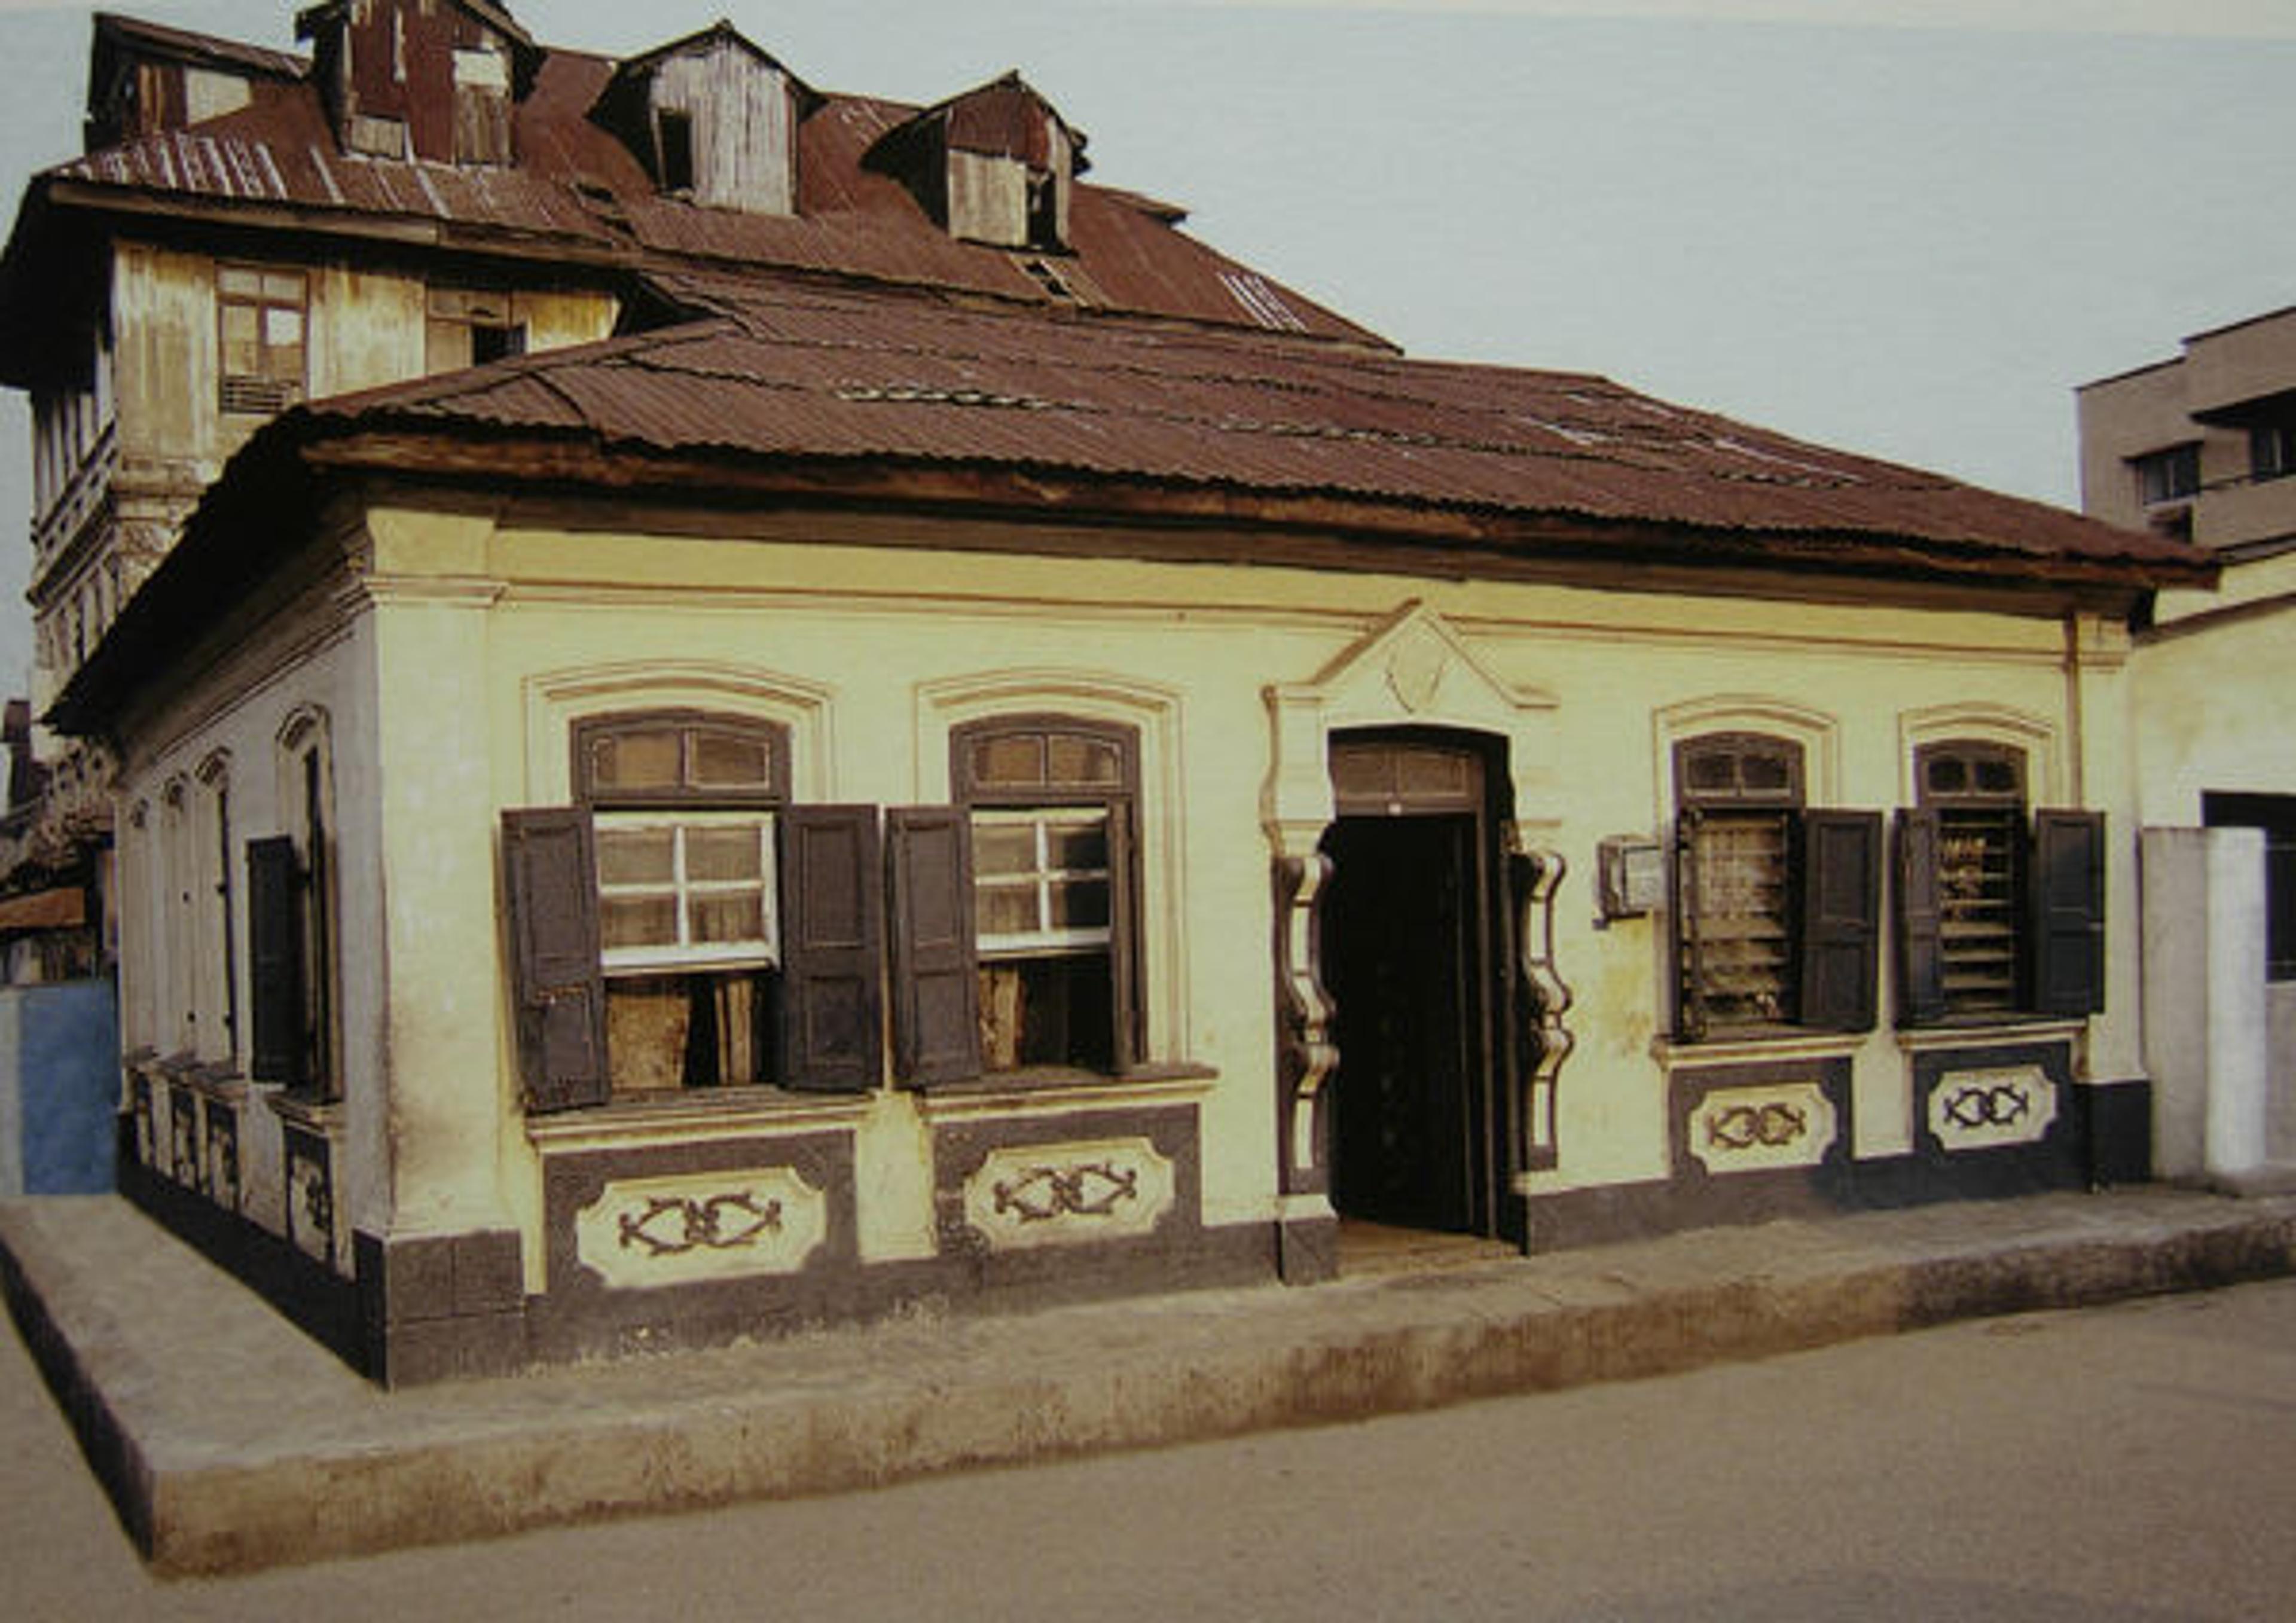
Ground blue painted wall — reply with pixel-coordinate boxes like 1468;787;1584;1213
1;980;118;1195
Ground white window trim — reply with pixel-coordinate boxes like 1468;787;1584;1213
973;806;1114;960
596;810;780;977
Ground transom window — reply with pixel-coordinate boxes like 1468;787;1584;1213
217;264;306;415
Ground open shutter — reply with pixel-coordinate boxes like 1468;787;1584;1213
502;808;609;1113
887;807;979;1087
1894;808;1947;1026
778;805;885;1093
1799;810;1881;1031
2032;809;2106;1015
246;835;306;1085
1107;798;1141;1072
1672;810;1707;1041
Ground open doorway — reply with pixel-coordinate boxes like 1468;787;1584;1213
1318;731;1510;1244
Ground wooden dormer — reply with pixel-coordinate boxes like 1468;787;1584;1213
295;0;538;164
588;22;821;215
865;73;1088;253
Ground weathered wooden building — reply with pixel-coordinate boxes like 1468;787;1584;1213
5;3;2216;1383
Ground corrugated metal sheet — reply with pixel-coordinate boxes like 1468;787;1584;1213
300;281;2196;571
33;38;1376;346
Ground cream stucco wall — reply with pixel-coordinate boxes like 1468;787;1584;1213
109;493;2152;1296
338;505;2138;1285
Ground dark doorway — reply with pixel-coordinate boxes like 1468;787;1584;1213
1319;734;1504;1237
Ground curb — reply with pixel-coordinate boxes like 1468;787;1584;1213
7;1192;2295;1575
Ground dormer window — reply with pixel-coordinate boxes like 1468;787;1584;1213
866;73;1088;254
590;24;818;215
299;0;536;167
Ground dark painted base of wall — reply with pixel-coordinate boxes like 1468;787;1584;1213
117;1145;366;1374
1528;1076;2154;1252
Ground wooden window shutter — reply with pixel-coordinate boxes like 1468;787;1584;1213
246;835;306;1085
778;806;885;1092
1799;810;1881;1032
887;807;980;1087
1894;809;1947;1026
1107;798;1141;1070
1673;809;1707;1041
2032;809;2107;1015
502;808;609;1113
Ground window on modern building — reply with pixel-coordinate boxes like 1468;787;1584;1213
2249;420;2296;484
2131;442;2200;507
1672;733;1879;1040
502;713;891;1108
1897;742;2104;1024
425;286;526;374
217;264;306;414
248;715;339;1094
951;716;1142;1072
2202;792;2296;981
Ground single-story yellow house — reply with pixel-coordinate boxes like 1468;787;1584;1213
55;271;2209;1383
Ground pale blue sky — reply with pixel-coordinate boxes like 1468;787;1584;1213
1;0;2292;691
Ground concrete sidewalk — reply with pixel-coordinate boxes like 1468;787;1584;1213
5;1188;2295;1577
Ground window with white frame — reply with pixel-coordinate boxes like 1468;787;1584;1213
952;716;1141;1073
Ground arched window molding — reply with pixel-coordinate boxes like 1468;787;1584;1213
525;661;833;805
1897;703;2063;807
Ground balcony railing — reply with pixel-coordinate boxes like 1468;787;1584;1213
32;419;119;566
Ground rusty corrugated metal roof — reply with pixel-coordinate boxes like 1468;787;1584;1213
20;28;1376;346
292;279;2201;575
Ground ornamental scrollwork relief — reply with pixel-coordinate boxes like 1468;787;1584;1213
993;1161;1141;1224
616;1191;784;1257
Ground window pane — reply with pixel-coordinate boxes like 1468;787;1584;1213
265;307;303;347
261;272;303;303
591;728;680;792
1048;734;1120;787
1043;820;1107;872
690;728;771;791
685;825;762;882
1049;877;1110;931
1739;753;1791;794
689;892;765;945
976;881;1041;938
218;266;262;298
973;822;1039;877
972;736;1045;788
1926;756;1967;797
1975;758;2019;795
1685;752;1735;794
597;825;675;884
602;895;678;951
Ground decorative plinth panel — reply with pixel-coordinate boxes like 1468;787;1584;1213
1666;1057;1855;1222
961;1136;1176;1252
933;1099;1204;1280
1927;1063;2057;1153
574;1167;827;1288
283;1125;335;1266
1910;1038;2084;1195
1686;1079;1839;1175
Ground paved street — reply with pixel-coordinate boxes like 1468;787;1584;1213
4;1275;2294;1621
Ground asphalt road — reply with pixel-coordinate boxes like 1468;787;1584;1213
5;1276;2294;1621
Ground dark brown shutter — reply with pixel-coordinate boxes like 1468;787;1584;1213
1799;810;1881;1032
778;806;885;1092
1672;810;1706;1041
246;835;306;1085
887;807;979;1087
1894;808;1947;1026
501;808;609;1113
1107;798;1141;1071
2032;809;2107;1015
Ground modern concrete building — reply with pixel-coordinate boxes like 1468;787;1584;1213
2080;310;2296;1191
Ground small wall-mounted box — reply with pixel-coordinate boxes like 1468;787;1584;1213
1597;835;1666;919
